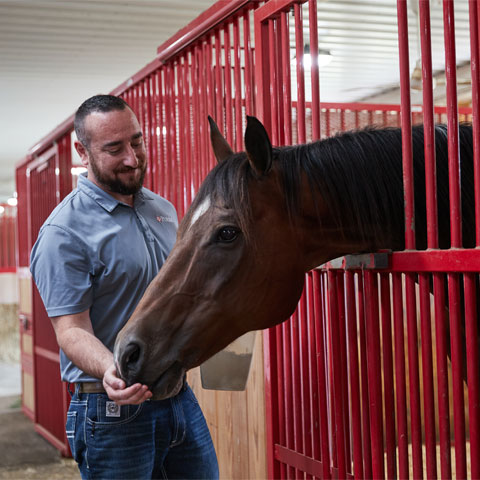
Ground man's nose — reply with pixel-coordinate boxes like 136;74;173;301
123;144;139;168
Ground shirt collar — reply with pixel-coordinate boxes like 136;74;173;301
77;172;145;212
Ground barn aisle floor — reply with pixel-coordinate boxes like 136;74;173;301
0;363;79;479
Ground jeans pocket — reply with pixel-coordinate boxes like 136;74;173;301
87;394;144;427
65;411;77;458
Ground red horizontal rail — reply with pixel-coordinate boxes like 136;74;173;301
323;249;480;273
156;0;253;62
0;267;16;273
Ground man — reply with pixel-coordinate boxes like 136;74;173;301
30;95;219;479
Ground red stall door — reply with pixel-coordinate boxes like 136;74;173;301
16;136;73;456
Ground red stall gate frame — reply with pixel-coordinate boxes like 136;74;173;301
16;138;73;456
256;0;480;479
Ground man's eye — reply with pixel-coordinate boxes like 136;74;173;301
132;142;142;148
217;227;240;243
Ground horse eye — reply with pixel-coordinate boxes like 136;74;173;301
217;226;239;243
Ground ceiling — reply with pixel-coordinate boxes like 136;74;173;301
0;0;473;204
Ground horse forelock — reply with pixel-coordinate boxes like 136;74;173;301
181;153;255;242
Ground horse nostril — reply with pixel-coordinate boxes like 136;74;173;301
120;341;143;378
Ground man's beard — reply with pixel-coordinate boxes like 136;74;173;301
89;154;146;196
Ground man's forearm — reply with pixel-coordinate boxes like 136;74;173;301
58;327;114;381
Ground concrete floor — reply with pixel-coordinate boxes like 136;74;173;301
0;363;79;479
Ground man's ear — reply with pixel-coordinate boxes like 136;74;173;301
74;141;89;167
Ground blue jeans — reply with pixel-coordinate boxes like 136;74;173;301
66;384;219;479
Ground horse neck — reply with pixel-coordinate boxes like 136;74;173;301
279;134;407;272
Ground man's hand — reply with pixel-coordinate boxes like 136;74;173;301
103;364;153;405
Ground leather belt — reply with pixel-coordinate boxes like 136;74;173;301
77;381;106;394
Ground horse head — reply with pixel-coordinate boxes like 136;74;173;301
114;116;308;399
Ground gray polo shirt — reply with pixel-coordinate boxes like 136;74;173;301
30;173;178;383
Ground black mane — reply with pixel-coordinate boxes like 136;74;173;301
185;123;474;251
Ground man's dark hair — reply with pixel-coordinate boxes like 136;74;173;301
74;95;131;147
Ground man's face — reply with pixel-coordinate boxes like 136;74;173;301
79;108;147;196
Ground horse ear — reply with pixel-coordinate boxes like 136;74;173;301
245;116;273;177
208;116;234;163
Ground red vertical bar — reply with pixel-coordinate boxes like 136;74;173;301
224;23;234;147
181;55;193;210
294;3;306;144
380;274;396;479
253;8;271;129
335;273;350;473
198;44;209;182
306;274;320;473
448;274;467;478
419;273;437;479
397;0;415;250
469;0;480;245
363;271;384;480
392;273;409;480
275;323;286;480
156;70;166;199
356;273;372;479
433;273;452;479
419;0;438;249
191;47;201;196
214;29;223;133
175;62;185;218
345;271;363;479
205;38;215;172
233;17;242;151
283;318;295;479
291;310;303;479
164;66;174;204
143;79;153;191
267;19;280;145
243;8;254;116
464;273;480;479
309;0;320;140
443;0;462;248
280;11;292;146
149;74;159;194
312;271;331;480
327;270;346;480
263;325;282;480
406;273;423;479
298;290;313;480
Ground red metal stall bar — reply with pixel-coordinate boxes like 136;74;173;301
443;2;468;478
468;2;480;478
397;6;424;480
419;3;444;479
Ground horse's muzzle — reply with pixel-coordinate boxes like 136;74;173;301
114;339;145;386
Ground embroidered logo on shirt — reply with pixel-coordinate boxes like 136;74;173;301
156;215;175;223
106;401;121;417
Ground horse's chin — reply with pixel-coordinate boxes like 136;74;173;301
150;362;186;400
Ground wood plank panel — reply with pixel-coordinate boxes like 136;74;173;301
188;331;267;479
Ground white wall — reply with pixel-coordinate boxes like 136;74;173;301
0;272;18;303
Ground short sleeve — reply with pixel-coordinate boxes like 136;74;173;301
30;225;94;317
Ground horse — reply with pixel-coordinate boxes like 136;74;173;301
113;115;475;400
